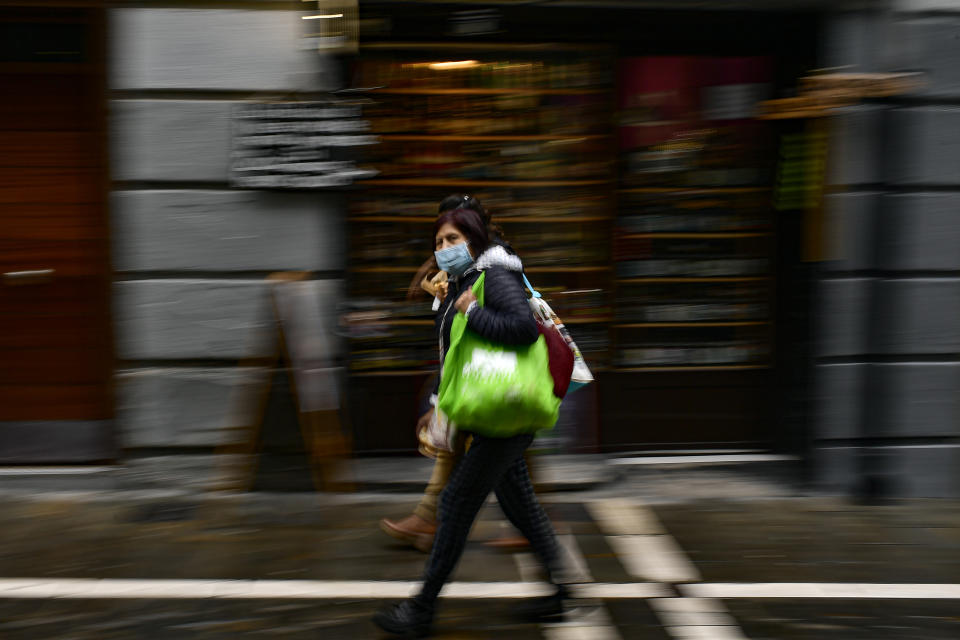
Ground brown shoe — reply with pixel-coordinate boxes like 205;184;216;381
483;534;530;552
380;514;436;552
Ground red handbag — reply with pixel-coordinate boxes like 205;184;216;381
538;321;575;398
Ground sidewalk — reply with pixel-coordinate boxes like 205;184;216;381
0;451;800;498
0;455;957;638
0;485;956;638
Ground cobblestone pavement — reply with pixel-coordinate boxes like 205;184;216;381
0;493;958;639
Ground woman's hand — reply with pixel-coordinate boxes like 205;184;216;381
416;407;435;437
455;290;477;314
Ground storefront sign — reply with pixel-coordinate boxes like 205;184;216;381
231;101;378;189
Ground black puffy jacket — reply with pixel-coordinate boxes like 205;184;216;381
431;244;538;397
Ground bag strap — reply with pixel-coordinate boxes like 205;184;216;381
522;273;542;299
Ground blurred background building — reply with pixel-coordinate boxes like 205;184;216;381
2;0;960;497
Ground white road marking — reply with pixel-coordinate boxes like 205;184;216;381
1;579;957;601
542;533;625;639
512;552;540;583
684;582;960;599
543;624;621;640
0;579;666;600
511;534;592;583
649;598;749;639
576;583;672;599
545;605;627;640
662;625;751;639
558;533;594;583
590;499;745;639
587;498;666;535
607;534;703;583
542;605;623;640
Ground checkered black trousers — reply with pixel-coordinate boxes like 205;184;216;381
416;432;562;605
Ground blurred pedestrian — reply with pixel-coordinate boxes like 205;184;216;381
380;195;530;553
373;206;569;637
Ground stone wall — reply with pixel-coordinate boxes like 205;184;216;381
109;7;343;451
817;5;960;496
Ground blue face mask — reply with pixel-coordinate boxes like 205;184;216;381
435;242;473;277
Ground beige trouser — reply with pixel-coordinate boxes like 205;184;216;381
414;432;467;522
412;431;539;523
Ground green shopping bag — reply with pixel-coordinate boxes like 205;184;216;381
437;272;560;437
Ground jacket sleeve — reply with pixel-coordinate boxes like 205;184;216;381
465;266;538;345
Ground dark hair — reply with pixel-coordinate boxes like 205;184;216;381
433;207;490;256
438;193;486;217
438;193;505;245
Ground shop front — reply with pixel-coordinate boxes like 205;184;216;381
343;4;822;454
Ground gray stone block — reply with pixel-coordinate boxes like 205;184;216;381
894;0;960;9
111;190;344;272
828;106;884;186
815;362;960;442
880;193;960;271
814;445;858;494
814;363;867;439
876;278;960;353
889;108;960;186
822;192;880;272
110;9;334;91
115;279;343;359
816;444;960;498
816;278;872;357
873;363;960;438
888;16;960;99
116;367;269;448
822;12;898;73
815;363;863;440
112;100;231;182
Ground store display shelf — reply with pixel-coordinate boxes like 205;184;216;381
618;187;772;194
377;134;611;142
351;315;608;326
622;232;772;239
350;216;611;223
613;321;769;328
353;266;429;273
613;364;771;372
350;370;434;377
0;62;97;74
617;277;769;284
369;88;607;96
558;317;612;324
360;42;611;52
526;266;611;273
498;216;612;223
620;120;687;127
364;179;613;188
354;266;608;273
381;320;434;326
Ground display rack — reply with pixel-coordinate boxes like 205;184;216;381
345;43;616;379
611;56;776;374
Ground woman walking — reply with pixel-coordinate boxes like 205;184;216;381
380;194;529;553
372;206;569;637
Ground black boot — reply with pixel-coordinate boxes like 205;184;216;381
372;599;434;638
515;584;568;622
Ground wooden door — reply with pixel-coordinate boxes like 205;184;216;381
0;8;114;462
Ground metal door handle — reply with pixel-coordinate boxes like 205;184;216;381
3;269;55;284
